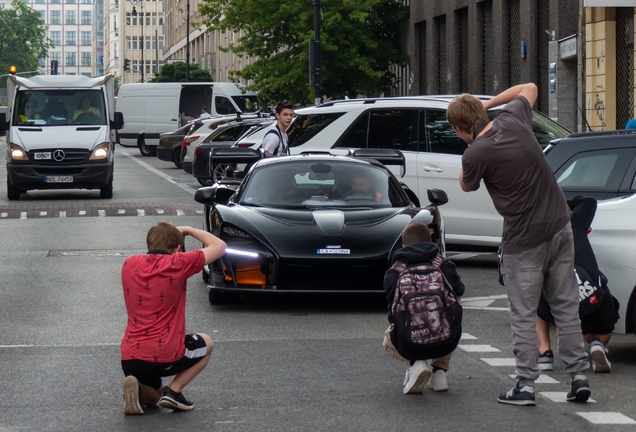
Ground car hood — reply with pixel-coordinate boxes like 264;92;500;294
11;125;107;150
218;205;434;258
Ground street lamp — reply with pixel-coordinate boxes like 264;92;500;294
130;0;144;82
177;0;190;82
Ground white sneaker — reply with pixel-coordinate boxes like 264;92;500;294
427;369;449;391
590;341;611;373
403;361;432;394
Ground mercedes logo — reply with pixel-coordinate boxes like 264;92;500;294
53;149;65;162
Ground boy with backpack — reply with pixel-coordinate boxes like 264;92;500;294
383;222;465;394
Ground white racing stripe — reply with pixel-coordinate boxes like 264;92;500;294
121;150;196;195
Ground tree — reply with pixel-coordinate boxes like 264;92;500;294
198;0;408;105
151;62;213;82
0;0;52;84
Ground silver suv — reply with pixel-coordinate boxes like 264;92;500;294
286;97;570;248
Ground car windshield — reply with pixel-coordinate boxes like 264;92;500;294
231;95;264;113
238;160;409;208
13;89;107;126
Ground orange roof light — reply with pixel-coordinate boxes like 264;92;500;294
9;65;17;74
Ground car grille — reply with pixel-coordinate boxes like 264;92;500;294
28;148;90;165
277;257;387;291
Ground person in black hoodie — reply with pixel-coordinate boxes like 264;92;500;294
383;222;465;394
536;196;619;373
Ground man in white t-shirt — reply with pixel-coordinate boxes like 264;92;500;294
198;106;212;120
261;101;294;157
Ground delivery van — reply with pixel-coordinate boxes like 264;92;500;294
0;73;123;200
116;82;262;156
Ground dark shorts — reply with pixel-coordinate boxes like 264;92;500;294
121;333;208;390
538;292;620;335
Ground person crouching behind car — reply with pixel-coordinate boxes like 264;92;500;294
383;222;465;394
120;221;226;414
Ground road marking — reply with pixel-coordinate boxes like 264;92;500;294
0;213;7;218
157;209;165;214
59;211;66;218
576;412;634;424
137;209;145;216
176;209;185;216
121;150;196;195
510;374;560;384
98;210;105;217
458;344;500;353
461;294;509;311
481;358;516;366
118;209;125;214
20;212;27;219
40;211;47;216
540;392;596;403
79;210;86;216
460;333;478;340
196;209;203;214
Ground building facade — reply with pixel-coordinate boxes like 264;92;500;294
92;0;104;76
103;0;165;83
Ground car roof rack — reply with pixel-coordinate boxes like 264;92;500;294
315;95;493;108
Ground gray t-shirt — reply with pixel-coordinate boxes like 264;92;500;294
461;96;570;254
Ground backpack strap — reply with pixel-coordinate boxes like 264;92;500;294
262;126;285;155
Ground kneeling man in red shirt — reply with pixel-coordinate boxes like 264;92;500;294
120;221;226;414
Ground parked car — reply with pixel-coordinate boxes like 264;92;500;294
589;194;636;335
192;119;273;185
156;123;196;169
282;96;570;248
544;129;636;201
194;148;448;304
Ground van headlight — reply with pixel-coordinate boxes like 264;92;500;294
9;144;29;161
89;142;110;160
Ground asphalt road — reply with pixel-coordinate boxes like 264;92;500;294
0;139;635;431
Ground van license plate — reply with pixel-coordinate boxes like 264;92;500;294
44;176;73;183
34;152;52;160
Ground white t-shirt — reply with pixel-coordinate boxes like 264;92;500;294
261;126;289;156
199;112;212;119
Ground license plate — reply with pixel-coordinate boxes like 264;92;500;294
34;152;51;160
44;176;73;183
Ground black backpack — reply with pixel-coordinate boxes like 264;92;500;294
390;253;463;360
259;126;289;155
575;265;605;317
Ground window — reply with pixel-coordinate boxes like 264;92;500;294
132;14;137;25
288;113;346;148
555;148;636;194
126;36;131;50
66;0;76;3
66;10;76;24
50;10;60;24
126;13;130;25
50;31;61;46
334;113;367;149
50;51;61;62
158;16;163;25
145;12;150;25
81;31;91;45
215;97;236;115
35;0;45;3
66;31;76;45
81;10;91;25
51;0;61;3
66;52;77;66
158;36;164;50
38;57;46;67
152;12;156;25
423;109;466;155
132;60;138;72
81;0;91;3
145;38;150;50
367;110;418;151
38;10;45;23
132;36;138;49
81;52;91;66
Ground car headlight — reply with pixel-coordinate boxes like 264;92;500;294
9;144;29;161
89;142;110;160
222;225;254;240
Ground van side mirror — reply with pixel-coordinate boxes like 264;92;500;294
112;112;124;130
0;113;7;133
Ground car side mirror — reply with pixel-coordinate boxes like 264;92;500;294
194;186;217;204
427;188;448;206
112;112;124;130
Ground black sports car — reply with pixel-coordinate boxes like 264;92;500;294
194;148;448;304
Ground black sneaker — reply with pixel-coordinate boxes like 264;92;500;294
566;375;591;402
497;383;536;406
538;350;554;371
158;386;194;411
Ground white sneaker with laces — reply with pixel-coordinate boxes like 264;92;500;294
403;361;432;394
590;341;611;373
427;369;449;391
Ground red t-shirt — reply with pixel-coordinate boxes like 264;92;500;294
120;250;205;362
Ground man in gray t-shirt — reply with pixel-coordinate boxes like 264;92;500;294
447;84;590;406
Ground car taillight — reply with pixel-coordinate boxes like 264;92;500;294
236;143;252;148
588;227;592;234
195;147;201;155
181;138;187;151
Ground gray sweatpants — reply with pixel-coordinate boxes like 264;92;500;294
500;222;589;386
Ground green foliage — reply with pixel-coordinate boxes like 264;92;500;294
114;75;122;95
198;0;408;105
151;62;213;82
0;0;52;85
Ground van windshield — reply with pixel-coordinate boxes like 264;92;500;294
231;95;264;113
13;89;107;126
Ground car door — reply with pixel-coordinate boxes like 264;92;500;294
416;109;503;247
553;147;636;200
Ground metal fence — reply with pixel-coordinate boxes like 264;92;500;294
616;7;634;129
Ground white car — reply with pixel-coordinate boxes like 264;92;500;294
283;97;570;248
589;194;636;334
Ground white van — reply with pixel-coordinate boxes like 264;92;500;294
116;82;262;156
0;74;123;200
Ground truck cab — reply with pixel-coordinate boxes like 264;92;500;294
0;74;123;200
